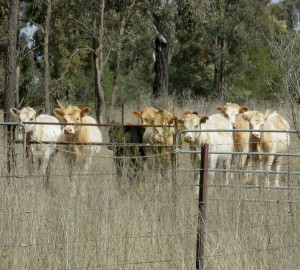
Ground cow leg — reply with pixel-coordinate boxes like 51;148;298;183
209;155;217;184
44;149;58;190
243;154;253;184
251;155;262;187
114;157;123;178
264;154;275;187
272;155;282;187
224;155;232;186
27;153;35;175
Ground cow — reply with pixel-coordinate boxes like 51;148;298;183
108;121;145;182
132;108;177;174
10;106;61;174
182;112;233;187
52;105;103;173
216;103;250;172
241;110;290;187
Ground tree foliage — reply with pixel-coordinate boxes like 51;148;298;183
1;0;299;114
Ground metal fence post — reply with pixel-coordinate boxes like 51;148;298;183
196;143;209;270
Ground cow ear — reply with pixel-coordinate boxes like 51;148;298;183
10;108;20;117
200;116;209;124
132;111;141;118
239;107;248;113
81;107;90;117
215;106;224;114
169;116;178;125
264;110;270;120
53;108;65;119
182;109;193;117
192;111;199;116
177;119;184;125
241;112;250;121
35;108;45;116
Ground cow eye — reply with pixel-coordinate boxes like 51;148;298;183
29;118;34;121
260;124;264;128
195;125;199;129
76;117;80;122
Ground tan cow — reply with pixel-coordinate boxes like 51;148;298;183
242;110;290;187
53;105;102;172
10;106;61;174
132;108;177;174
182;112;233;186
216;103;250;170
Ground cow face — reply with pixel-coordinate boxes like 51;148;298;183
216;103;248;128
132;107;158;125
152;110;176;145
182;113;204;144
242;111;265;139
54;106;90;135
10;107;45;133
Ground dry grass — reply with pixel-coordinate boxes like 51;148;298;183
0;102;299;270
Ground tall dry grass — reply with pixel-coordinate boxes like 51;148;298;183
0;100;299;270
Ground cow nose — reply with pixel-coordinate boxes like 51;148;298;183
154;134;163;143
232;122;236;128
252;132;260;139
184;134;192;143
64;126;73;134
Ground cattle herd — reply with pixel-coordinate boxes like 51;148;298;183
8;102;290;189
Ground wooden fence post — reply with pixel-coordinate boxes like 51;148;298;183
196;143;209;270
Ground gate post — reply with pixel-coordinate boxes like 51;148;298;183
196;143;209;270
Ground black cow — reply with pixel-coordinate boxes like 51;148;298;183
108;121;146;182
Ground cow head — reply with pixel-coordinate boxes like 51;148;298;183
216;103;248;128
182;112;208;144
132;107;158;125
10;107;45;133
241;111;267;139
152;110;176;145
54;106;90;135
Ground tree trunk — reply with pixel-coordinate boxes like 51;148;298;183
92;2;106;123
4;0;19;173
153;32;168;104
44;0;52;113
4;0;19;121
109;15;126;123
213;37;226;101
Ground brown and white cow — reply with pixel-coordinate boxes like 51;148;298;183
216;103;250;170
10;106;61;174
182;112;233;186
53;105;102;172
241;110;290;187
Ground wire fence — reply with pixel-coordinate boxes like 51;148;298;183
0;122;299;270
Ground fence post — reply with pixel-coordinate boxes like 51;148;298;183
6;124;17;174
196;143;209;270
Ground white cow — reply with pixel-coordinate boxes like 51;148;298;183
53;105;102;171
242;110;290;187
10;107;61;174
216;103;251;173
182;113;233;186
